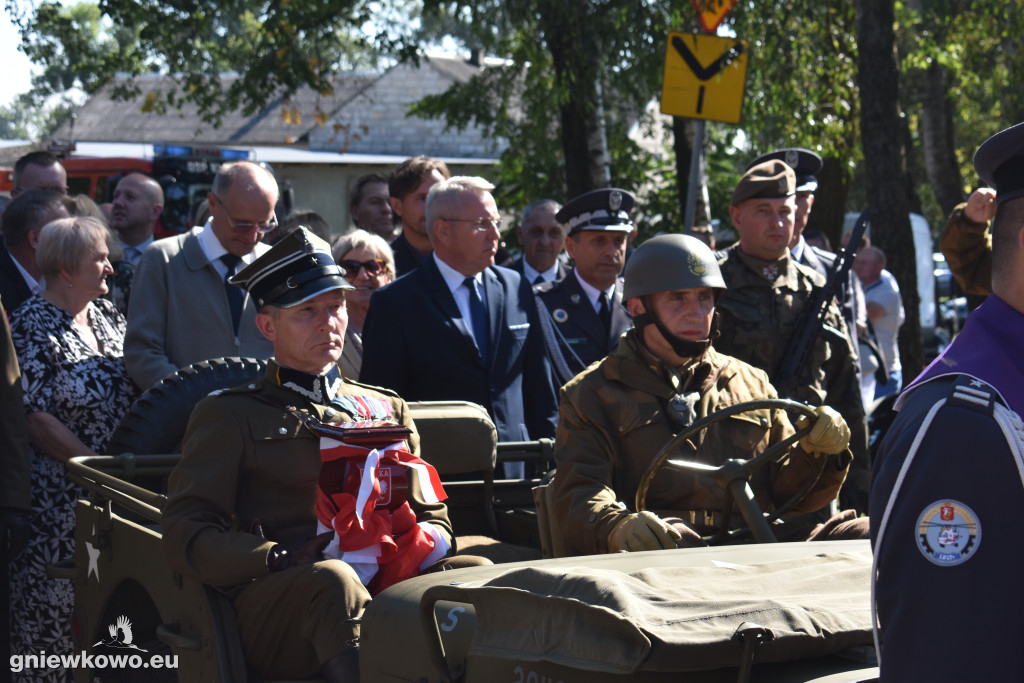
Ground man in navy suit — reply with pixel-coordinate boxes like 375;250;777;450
508;199;569;285
0;190;70;312
360;176;557;478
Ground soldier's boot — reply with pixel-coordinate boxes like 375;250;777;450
320;647;360;683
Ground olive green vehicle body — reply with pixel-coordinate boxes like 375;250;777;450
62;360;880;683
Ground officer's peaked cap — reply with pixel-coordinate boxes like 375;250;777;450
229;226;353;308
557;188;636;236
623;233;726;300
974;121;1024;205
747;148;822;193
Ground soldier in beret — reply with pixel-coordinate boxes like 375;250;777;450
871;121;1024;681
534;188;634;376
162;228;477;682
714;160;871;514
747;148;867;357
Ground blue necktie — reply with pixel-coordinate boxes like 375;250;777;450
465;276;489;362
220;253;245;334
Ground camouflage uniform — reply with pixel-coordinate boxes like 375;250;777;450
552;332;850;557
713;246;869;506
940;202;992;296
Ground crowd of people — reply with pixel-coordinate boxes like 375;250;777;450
0;118;1019;682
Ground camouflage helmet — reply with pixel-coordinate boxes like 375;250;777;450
623;234;726;300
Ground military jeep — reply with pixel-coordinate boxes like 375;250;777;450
63;359;879;682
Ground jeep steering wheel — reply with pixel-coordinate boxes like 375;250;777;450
635;399;821;545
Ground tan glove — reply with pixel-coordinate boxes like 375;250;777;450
796;405;851;455
607;511;682;552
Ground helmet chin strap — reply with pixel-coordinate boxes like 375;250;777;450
634;296;719;360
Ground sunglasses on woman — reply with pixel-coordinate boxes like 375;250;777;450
340;259;389;278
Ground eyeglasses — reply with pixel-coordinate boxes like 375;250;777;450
212;194;279;234
442;217;502;231
340;259;389;278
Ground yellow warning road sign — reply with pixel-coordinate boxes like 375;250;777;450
660;32;749;124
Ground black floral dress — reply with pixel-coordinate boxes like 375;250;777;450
8;296;137;681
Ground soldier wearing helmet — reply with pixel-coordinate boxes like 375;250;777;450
551;234;863;556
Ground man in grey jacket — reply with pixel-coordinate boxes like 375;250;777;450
125;161;276;389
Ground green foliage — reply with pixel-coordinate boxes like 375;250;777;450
7;0;404;128
727;1;860;162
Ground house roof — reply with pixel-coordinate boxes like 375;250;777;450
50;54;503;158
52;70;379;147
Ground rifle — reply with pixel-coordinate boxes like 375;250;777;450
773;209;870;396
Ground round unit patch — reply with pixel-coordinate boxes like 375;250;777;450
916;500;981;567
552;308;569;323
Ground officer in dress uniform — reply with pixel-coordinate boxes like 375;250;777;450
162;228;479;683
535;188;634;376
871;121;1024;681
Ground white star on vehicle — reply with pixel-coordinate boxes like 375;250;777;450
86;541;101;581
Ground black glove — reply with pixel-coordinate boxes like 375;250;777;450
252;519;334;572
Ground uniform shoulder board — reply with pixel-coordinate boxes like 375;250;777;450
216;381;262;397
947;376;1003;415
811;245;837;267
344;378;400;398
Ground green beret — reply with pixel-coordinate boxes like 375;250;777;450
731;159;796;206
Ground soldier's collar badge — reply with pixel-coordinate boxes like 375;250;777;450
278;364;345;404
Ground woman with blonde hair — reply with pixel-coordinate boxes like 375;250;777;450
9;216;138;678
332;229;396;377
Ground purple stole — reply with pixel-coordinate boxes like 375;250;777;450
897;296;1024;415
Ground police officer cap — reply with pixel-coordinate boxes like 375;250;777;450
556;188;636;236
623;233;726;300
731;159;796;206
229;226;353;308
747;148;822;193
974;121;1024;204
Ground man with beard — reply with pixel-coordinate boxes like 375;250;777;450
387;156;450;276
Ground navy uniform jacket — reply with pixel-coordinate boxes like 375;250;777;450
871;376;1024;680
535;271;631;372
796;242;864;347
360;257;558;447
